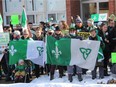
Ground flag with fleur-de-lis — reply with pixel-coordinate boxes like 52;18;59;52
47;36;101;70
9;40;45;66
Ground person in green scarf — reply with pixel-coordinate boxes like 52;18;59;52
89;28;105;79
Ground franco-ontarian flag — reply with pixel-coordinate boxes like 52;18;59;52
21;8;27;30
9;40;45;66
47;36;100;70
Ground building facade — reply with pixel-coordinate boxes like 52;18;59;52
0;0;116;26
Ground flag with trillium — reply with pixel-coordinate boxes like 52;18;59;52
47;36;100;70
9;40;45;66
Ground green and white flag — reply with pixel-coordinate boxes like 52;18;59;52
9;40;45;66
21;8;27;30
0;14;3;32
91;13;107;22
47;36;100;70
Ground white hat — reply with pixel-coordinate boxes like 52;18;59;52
18;59;24;64
14;30;21;36
97;21;102;26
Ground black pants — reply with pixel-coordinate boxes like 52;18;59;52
1;52;12;81
103;51;110;75
50;65;63;76
34;64;40;78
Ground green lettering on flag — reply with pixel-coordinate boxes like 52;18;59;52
11;15;19;25
9;40;27;65
37;46;44;56
91;14;99;22
111;52;116;63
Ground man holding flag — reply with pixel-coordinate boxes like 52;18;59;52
89;28;105;79
21;6;32;38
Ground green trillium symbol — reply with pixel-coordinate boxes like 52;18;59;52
80;48;91;60
37;46;44;56
100;15;105;20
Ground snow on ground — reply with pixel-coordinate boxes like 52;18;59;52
0;70;116;87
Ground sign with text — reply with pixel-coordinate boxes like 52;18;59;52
112;52;116;63
0;33;9;45
77;32;90;40
11;15;19;25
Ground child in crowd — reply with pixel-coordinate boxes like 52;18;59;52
13;59;26;81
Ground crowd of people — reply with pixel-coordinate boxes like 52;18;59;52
0;15;116;83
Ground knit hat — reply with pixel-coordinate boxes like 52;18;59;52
47;29;54;33
18;59;24;64
69;23;76;29
97;21;102;27
55;26;61;31
76;15;82;23
89;27;96;32
87;18;94;25
13;30;20;36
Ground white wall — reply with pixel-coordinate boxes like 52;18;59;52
2;0;66;26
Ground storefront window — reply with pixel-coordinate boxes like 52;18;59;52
81;1;109;23
82;3;97;23
99;2;109;13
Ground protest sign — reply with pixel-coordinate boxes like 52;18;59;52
111;52;116;63
11;15;19;25
0;33;9;61
77;32;90;40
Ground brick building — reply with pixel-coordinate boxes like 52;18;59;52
0;0;116;26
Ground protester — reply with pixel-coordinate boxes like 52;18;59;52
50;26;65;80
98;23;110;76
89;28;105;79
86;18;97;32
21;29;33;78
75;15;87;32
13;59;26;82
67;26;83;82
33;27;44;78
13;30;21;41
59;20;69;36
28;22;36;39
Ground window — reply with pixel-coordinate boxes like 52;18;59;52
57;13;66;22
27;15;35;23
19;0;21;2
26;0;34;11
99;2;108;10
48;14;56;22
6;16;11;25
99;2;109;13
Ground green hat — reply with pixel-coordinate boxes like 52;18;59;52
109;14;116;21
87;18;94;25
69;23;76;30
89;27;96;32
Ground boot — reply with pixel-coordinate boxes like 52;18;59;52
59;74;62;78
77;73;83;81
68;74;73;82
92;76;96;80
50;75;54;80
